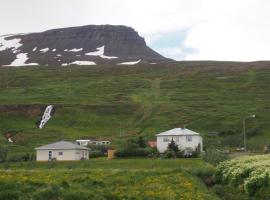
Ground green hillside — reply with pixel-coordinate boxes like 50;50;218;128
1;62;270;153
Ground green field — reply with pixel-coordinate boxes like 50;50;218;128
1;62;270;153
0;158;218;200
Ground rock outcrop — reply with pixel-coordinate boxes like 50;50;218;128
0;25;172;66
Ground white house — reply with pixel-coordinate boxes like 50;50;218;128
76;139;111;146
35;141;89;161
156;128;203;153
76;139;90;147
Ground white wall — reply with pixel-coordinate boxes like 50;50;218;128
36;149;89;161
157;135;203;153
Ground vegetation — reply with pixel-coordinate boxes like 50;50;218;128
0;158;219;200
115;137;157;158
202;149;229;165
215;154;270;199
0;63;270;155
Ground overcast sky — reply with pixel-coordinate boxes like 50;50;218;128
1;0;270;61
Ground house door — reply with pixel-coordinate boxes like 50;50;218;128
48;151;52;160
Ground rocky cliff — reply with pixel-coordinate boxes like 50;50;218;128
0;25;172;66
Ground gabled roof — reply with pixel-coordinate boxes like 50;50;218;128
156;128;200;136
35;141;89;150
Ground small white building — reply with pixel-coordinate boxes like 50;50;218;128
156;128;203;153
76;139;111;146
76;139;90;147
35;141;89;161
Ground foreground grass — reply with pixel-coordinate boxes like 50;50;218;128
0;158;219;200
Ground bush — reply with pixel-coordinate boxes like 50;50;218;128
7;152;35;162
202;149;228;166
115;148;149;157
88;144;110;154
115;136;158;158
89;150;104;158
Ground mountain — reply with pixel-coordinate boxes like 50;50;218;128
0;25;172;67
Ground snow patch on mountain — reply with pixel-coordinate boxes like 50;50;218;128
65;48;83;52
85;46;118;59
0;35;22;53
118;59;141;65
40;48;49;53
70;61;96;65
4;53;38;67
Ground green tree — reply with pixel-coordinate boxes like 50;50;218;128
137;136;147;148
168;139;179;153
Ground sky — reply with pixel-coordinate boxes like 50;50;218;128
0;0;270;61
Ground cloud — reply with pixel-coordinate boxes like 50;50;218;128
1;0;270;61
184;0;270;61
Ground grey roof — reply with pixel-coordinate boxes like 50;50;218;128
35;141;89;150
156;128;200;136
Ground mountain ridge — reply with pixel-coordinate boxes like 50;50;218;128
0;25;172;67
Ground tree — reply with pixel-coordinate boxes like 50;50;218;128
137;136;147;148
167;139;179;153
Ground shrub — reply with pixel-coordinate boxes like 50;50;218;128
115;148;149;157
115;136;158;158
7;152;35;162
89;150;104;158
215;154;270;197
88;144;110;154
202;149;228;166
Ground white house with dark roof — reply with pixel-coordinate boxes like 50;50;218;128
156;128;203;153
35;141;89;161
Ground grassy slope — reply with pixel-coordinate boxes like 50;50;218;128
0;158;219;200
1;62;270;152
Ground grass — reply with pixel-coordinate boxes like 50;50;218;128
1;62;270;153
0;158;219;200
0;157;205;170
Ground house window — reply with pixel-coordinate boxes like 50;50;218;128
186;136;192;142
48;151;52;159
58;152;63;156
163;137;170;142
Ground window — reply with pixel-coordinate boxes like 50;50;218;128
58;152;63;156
48;151;52;159
163;137;170;142
186;136;192;142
